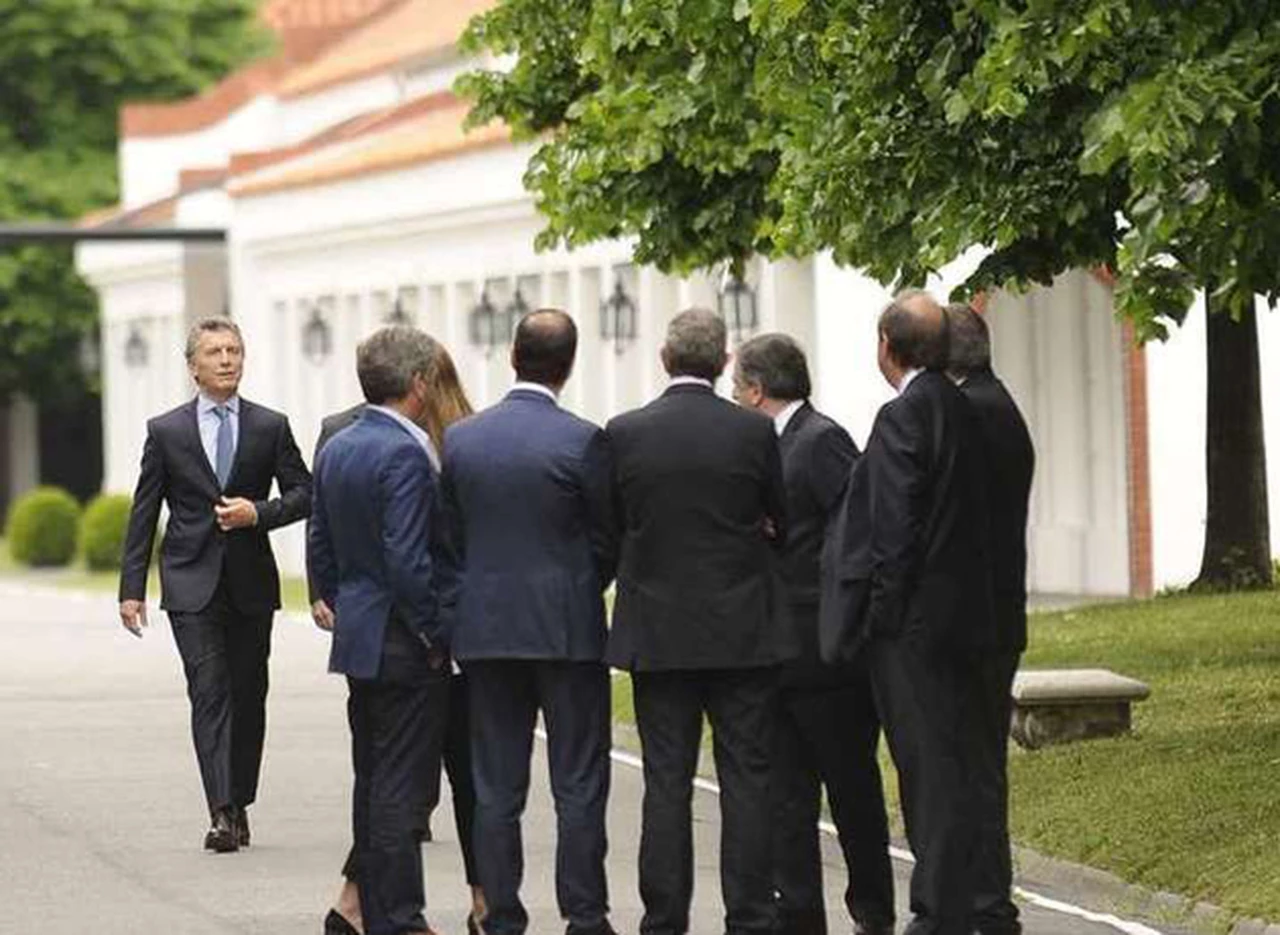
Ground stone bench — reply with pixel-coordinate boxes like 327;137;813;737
1010;668;1150;750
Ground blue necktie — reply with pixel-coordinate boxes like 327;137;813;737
213;405;234;488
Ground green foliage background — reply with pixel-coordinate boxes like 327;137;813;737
5;486;82;567
79;492;132;571
0;0;268;404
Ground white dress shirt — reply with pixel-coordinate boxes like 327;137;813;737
369;404;440;471
773;399;804;437
897;368;923;396
197;393;240;475
511;381;559;403
668;376;714;390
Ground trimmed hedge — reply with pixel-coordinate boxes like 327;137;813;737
80;494;132;571
5;486;82;568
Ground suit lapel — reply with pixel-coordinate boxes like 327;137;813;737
224;399;255;491
183;399;222;493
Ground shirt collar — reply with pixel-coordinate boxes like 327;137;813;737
897;368;923;396
369;405;439;469
774;399;805;437
511;381;559;403
668;376;714;390
197;393;239;415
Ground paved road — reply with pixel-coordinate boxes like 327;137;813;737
0;582;1148;935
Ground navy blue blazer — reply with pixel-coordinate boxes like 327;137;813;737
440;388;617;662
308;407;445;680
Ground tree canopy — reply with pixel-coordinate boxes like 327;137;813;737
0;0;268;403
460;0;1280;337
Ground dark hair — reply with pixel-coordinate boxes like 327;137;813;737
513;309;577;386
735;333;811;401
945;303;991;376
878;289;949;370
663;307;727;381
357;326;436;405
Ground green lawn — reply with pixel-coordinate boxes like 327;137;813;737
0;538;312;612
612;591;1280;922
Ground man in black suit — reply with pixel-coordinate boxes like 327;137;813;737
118;316;311;852
606;308;786;935
441;310;618;935
732;334;894;935
946;305;1035;935
836;290;995;935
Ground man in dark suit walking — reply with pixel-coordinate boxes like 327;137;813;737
309;326;453;935
118;316;311;852
835;290;994;935
441;309;618;935
946;304;1035;935
607;308;787;935
732;334;894;935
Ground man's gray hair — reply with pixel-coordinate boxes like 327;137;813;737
945;303;991;376
357;326;436;405
184;316;243;361
663;307;727;381
735;333;811;401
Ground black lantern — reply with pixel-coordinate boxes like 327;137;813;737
718;275;758;342
386;296;411;326
600;278;638;354
302;305;332;364
124;325;149;368
468;290;501;353
503;287;530;338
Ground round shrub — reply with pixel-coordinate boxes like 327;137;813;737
5;486;82;568
80;494;133;571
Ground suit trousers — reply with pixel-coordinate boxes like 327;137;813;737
467;660;612;935
972;651;1022;935
632;667;779;935
167;577;273;814
342;619;451;935
425;670;480;885
772;659;895;935
869;637;984;935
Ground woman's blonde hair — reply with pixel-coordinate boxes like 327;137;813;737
419;337;474;451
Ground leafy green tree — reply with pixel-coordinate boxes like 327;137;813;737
459;0;1280;589
0;0;269;404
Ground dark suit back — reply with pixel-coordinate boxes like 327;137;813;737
306;403;367;604
864;371;994;652
119;397;311;614
441;389;617;662
605;384;787;671
309;408;444;679
960;370;1035;652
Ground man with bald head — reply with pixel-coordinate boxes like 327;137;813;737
441;309;619;935
832;289;994;935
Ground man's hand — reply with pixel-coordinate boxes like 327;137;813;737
119;600;148;638
762;516;779;540
311;600;335;632
215;497;258;531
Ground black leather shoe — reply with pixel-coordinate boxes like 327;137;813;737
324;909;361;935
854;924;894;935
203;808;238;853
234;807;250;847
567;922;618;935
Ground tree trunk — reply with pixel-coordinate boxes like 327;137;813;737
1193;293;1273;590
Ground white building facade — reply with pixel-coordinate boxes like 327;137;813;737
76;0;1280;596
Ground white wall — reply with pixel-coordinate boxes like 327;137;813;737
1145;295;1280;588
276;73;402;146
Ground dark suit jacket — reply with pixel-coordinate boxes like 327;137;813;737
777;403;859;674
119;397;311;614
306;402;366;603
823;371;994;659
440;388;617;662
309;407;444;679
960;370;1035;652
605;383;787;671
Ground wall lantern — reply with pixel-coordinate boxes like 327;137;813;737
468;290;501;354
386;296;411;326
301;305;332;364
600;278;638;354
504;287;530;337
718;275;758;342
124;325;149;368
78;326;101;378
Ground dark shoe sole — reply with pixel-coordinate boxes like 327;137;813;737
325;909;361;935
204;830;239;853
